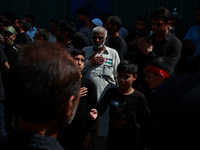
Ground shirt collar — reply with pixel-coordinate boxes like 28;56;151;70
152;31;171;42
92;46;109;54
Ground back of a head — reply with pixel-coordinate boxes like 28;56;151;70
117;60;138;75
35;29;50;41
151;7;172;23
11;41;81;123
18;18;28;31
108;16;122;32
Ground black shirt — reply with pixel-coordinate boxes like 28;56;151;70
0;126;65;150
97;87;150;150
148;71;200;150
107;36;128;61
14;32;32;46
145;32;182;74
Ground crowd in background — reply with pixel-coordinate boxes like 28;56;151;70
0;5;199;150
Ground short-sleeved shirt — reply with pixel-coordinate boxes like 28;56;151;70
184;25;200;46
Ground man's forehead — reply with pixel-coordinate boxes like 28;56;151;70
93;31;104;36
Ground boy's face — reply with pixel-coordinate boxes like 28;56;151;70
117;71;137;90
74;55;85;72
144;71;164;90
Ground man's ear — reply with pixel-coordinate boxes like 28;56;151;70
133;74;137;80
158;73;165;81
64;95;75;117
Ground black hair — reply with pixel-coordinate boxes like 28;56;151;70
70;49;85;58
11;41;80;123
144;56;173;75
18;18;29;31
58;20;76;40
151;7;172;23
117;60;138;75
35;29;50;41
0;15;8;26
108;16;122;32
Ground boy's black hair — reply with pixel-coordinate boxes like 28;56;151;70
144;56;173;75
117;60;138;75
70;49;85;58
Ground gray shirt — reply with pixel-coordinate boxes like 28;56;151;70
82;46;120;136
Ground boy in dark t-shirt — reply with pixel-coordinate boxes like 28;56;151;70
57;49;98;150
90;60;150;150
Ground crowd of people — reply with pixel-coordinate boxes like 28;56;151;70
0;5;199;150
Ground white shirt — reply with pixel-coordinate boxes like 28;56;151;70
82;45;120;136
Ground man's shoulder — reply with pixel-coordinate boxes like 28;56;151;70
105;46;119;54
168;32;182;44
188;25;199;31
82;46;93;51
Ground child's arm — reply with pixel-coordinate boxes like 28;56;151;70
90;108;98;120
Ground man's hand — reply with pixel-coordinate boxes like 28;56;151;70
89;54;104;66
137;37;153;55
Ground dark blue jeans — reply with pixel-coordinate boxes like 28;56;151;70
0;101;6;137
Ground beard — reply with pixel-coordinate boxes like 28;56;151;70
58;96;80;129
93;40;106;49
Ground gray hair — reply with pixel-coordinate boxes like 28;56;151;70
92;26;107;38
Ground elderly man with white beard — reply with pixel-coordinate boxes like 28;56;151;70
82;26;120;150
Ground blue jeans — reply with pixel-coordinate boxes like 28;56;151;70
0;101;6;137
